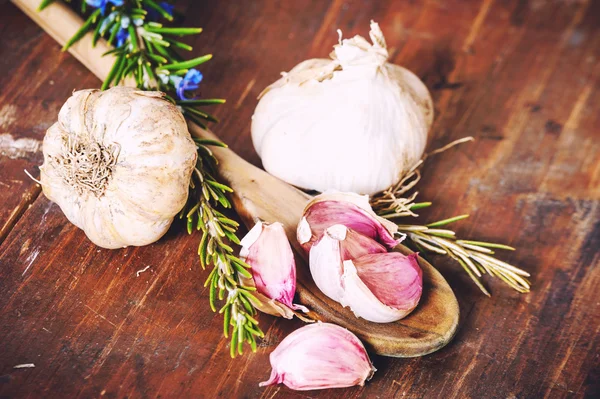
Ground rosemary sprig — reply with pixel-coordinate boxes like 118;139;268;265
182;138;265;357
45;0;262;355
372;137;531;295
395;207;530;296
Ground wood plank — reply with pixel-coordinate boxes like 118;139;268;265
0;1;100;243
0;0;599;398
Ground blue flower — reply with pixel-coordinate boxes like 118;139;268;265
113;16;130;47
175;69;203;100
86;0;124;16
115;27;129;47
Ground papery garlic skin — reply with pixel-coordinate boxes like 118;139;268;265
240;221;308;318
297;191;403;252
260;323;375;391
40;87;197;249
309;225;422;323
251;21;433;195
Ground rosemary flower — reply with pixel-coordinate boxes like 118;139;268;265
115;27;129;47
86;0;124;16
173;69;203;100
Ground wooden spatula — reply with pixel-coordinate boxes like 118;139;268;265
190;126;459;358
13;0;459;358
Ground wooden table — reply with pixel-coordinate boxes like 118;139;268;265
1;1;598;397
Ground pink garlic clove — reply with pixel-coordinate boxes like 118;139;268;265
341;252;423;323
240;221;308;318
297;191;404;252
308;225;386;302
308;224;422;323
260;322;376;391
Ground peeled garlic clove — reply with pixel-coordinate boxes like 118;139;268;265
297;191;403;252
341;253;423;323
240;221;308;318
308;225;385;302
307;226;345;302
260;322;375;391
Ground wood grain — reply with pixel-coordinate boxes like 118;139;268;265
0;0;599;398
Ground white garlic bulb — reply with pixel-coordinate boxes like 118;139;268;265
251;21;433;195
40;87;197;249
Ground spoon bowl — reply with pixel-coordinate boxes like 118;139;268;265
191;124;459;357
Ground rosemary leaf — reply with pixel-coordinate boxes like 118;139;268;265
410;202;432;210
426;214;470;228
146;27;203;35
158;54;212;71
38;0;55;11
178;99;227;106
143;0;174;21
457;240;516;251
62;9;102;51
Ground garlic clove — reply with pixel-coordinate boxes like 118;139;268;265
308;225;385;302
309;224;422;323
260;322;375;391
308;226;345;302
240;221;308;318
340;252;423;323
335;224;388;260
297;191;404;252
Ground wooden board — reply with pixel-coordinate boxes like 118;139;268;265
1;0;599;398
0;1;99;243
13;0;461;358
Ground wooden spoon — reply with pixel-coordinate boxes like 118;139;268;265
13;0;459;358
190;125;459;357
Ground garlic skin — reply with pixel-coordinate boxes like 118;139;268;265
260;323;375;391
309;225;422;323
40;87;197;249
240;221;308;319
297;191;404;252
251;21;433;195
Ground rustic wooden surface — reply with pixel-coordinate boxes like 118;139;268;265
0;0;599;398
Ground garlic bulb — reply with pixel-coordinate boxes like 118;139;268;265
240;221;308;319
251;21;433;195
260;322;375;390
40;87;197;249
